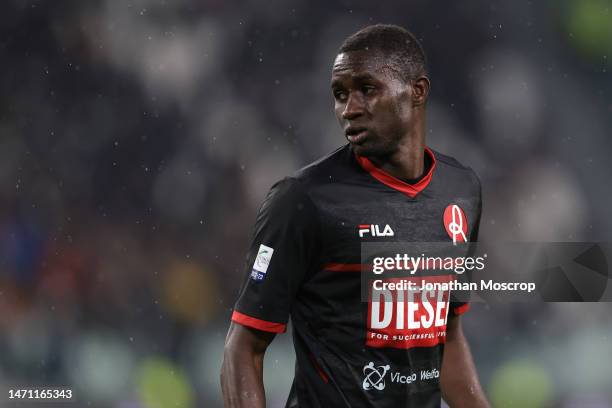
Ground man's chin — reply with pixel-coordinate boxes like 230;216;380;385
351;144;369;157
350;142;388;158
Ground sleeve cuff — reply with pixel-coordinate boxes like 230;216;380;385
453;303;470;316
231;310;287;333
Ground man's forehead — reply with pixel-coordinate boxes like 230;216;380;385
332;50;395;79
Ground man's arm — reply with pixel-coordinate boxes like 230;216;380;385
441;315;490;408
221;322;276;408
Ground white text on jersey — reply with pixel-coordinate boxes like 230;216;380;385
359;224;394;238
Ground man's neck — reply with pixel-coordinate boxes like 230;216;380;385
369;137;426;182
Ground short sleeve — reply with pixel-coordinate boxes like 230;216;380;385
231;177;319;333
448;302;470;317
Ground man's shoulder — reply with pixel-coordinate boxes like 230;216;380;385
432;148;471;171
431;148;481;188
292;144;354;184
265;144;353;206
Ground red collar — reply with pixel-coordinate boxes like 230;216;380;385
354;147;436;198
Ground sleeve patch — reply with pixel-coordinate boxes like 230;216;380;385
250;244;274;281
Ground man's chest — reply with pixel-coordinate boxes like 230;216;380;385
294;181;479;351
313;188;480;263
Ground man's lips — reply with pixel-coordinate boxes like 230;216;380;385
345;127;368;143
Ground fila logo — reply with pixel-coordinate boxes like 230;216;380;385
359;224;394;238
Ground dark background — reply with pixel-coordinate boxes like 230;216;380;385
1;0;612;407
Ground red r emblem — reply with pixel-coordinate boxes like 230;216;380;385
443;204;468;244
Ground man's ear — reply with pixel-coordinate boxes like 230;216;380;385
411;76;430;107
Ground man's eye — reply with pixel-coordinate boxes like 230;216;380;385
334;91;348;101
363;85;376;95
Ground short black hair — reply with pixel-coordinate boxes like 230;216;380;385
338;24;427;82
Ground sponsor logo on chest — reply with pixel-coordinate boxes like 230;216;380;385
358;224;394;238
366;276;451;349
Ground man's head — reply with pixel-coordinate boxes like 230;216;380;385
331;24;430;157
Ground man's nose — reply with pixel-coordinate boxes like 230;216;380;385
342;93;364;120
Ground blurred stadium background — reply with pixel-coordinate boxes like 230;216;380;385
1;0;612;407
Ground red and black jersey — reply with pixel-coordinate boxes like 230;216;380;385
231;144;482;407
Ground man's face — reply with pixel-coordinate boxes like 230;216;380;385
331;50;415;157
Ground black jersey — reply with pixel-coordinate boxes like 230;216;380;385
231;144;482;407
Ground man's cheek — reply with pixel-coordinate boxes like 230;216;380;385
335;109;344;122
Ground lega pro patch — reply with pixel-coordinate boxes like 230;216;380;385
250;244;274;281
